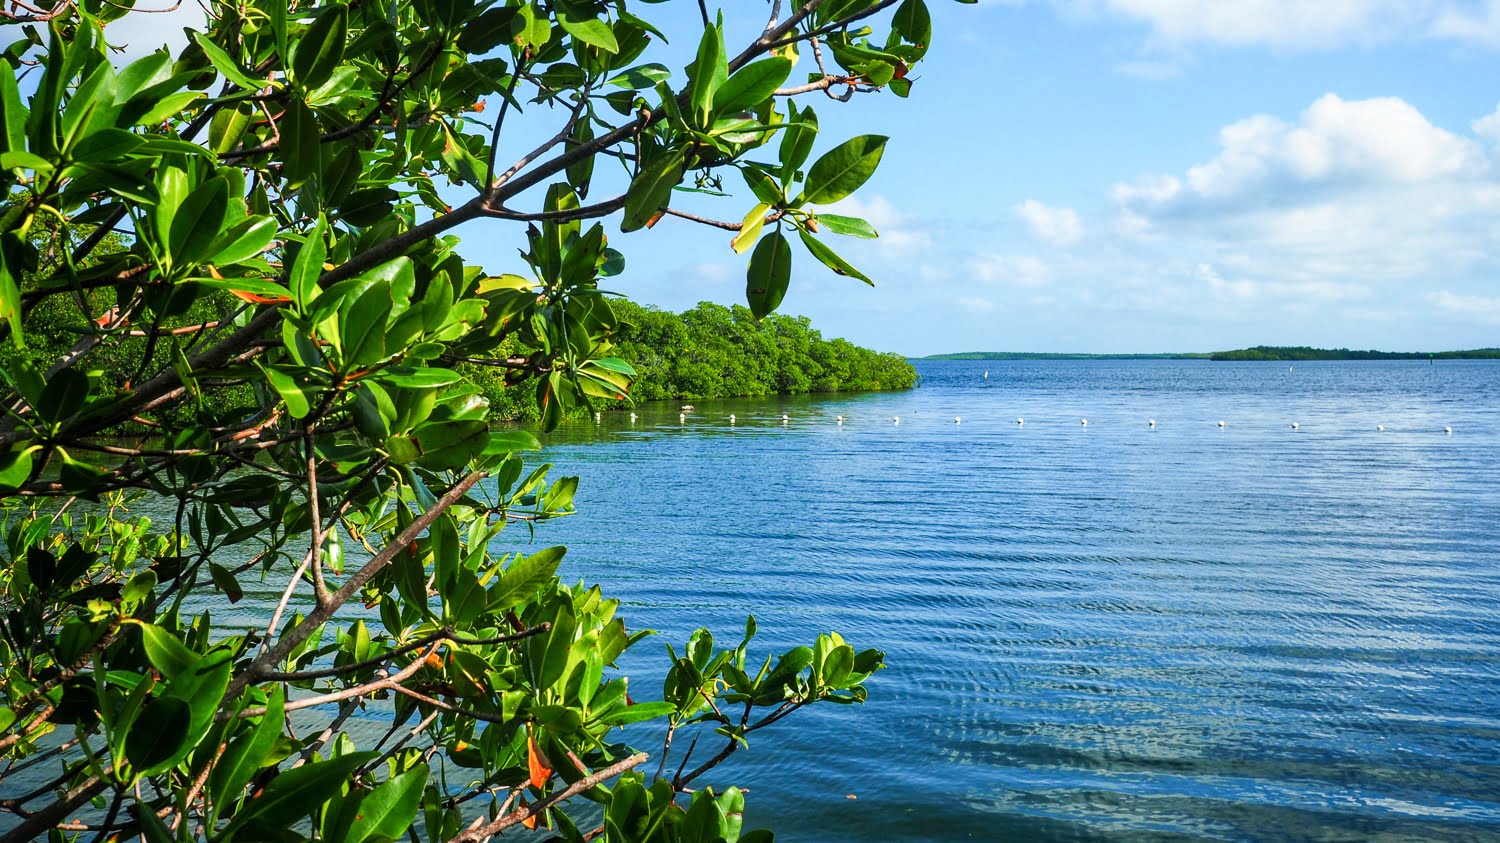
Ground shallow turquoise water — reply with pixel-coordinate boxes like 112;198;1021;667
531;360;1500;841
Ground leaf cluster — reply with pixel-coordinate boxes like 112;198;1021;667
0;0;957;839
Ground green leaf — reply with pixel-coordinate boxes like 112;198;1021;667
190;32;266;91
731;203;771;254
596;700;673;726
689;22;727;126
489;546;566;613
208;562;244;603
293;5;349;91
799;135;887;206
745;231;792;318
132;801;176;843
892;0;933;60
206;215;276;266
778;103;819;184
0;445;36;491
290;216;327;310
344;766;429;843
36;368;89;423
816;213;878;239
558;5;619;53
606;63;670;89
413;419;489;470
133;91;205;127
124;696;191;778
0;62;26;155
70;128;142;163
138;623;197;679
483;430;542;456
264;366;313;418
622;149;686;232
341;281;392;368
210;686;286;823
376;367;461;389
224;751;379;838
282;98;319;189
798;229;872;285
714;58;792;115
168;176;229;265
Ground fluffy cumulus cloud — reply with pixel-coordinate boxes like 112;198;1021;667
1111;95;1500;285
970;92;1500;346
1098;0;1431;48
1015;200;1083;245
1118;94;1485;215
1026;0;1500;49
967;254;1050;286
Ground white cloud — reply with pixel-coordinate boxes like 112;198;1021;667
1429;0;1500;46
1431;290;1500;321
1099;0;1430;49
1118;94;1486;216
958;296;998;313
1022;0;1500;50
968;254;1050;286
1014;199;1083;245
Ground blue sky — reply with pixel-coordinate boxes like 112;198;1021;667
110;2;1500;355
584;0;1500;356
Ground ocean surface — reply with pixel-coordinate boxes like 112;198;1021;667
528;359;1500;841
23;359;1497;841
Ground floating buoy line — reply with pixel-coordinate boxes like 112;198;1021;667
588;412;1460;436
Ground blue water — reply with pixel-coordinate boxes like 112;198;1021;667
530;360;1500;841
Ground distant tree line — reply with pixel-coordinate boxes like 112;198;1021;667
1211;346;1500;361
923;352;1209;360
607;300;916;400
463;300;915;420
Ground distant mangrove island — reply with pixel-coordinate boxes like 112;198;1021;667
922;352;1208;360
470;301;917;421
923;346;1500;362
1207;346;1500;361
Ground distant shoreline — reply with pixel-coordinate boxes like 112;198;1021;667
920;346;1500;361
918;352;1209;361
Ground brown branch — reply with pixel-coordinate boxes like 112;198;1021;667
448;753;649;843
124;321;220;337
0;774;108;843
231;649;433;720
257;624;548;682
774;75;858;97
226;470;486;701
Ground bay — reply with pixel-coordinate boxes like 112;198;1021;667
530;359;1500;841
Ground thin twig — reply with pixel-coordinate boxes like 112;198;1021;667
448;753;649;843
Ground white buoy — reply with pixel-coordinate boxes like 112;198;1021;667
729;414;736;423
1377;424;1385;431
1080;419;1088;427
953;416;962;424
1445;426;1453;435
893;416;900;424
629;412;637;421
679;413;686;422
983;371;989;379
1291;421;1299;430
594;411;601;422
781;414;789;423
1148;419;1156;428
836;415;844;424
1217;420;1226;428
1016;418;1024;425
